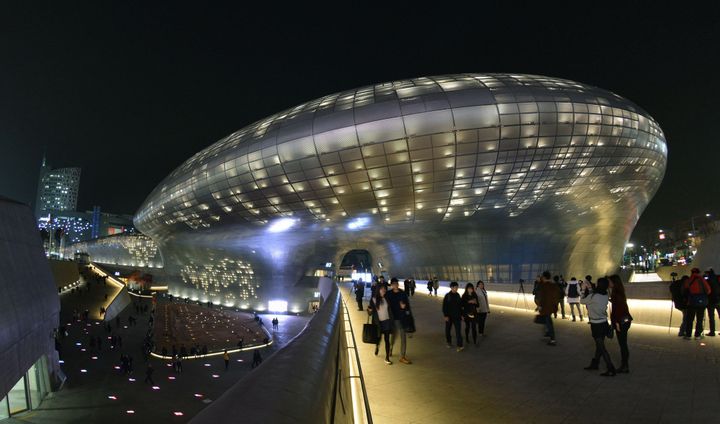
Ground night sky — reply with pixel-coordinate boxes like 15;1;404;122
1;3;718;239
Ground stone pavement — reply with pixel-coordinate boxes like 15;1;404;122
340;282;720;424
9;282;309;424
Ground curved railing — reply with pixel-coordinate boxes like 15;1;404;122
189;278;371;424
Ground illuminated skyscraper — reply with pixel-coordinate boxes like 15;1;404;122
34;156;81;218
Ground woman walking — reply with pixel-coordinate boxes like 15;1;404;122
609;274;632;373
367;284;394;365
580;277;616;376
476;280;490;337
461;283;479;345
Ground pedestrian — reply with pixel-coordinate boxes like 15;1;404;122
537;271;559;346
443;282;464;351
386;278;412;364
367;284;394;364
682;267;712;339
553;275;567;319
432;277;440;296
476;280;490;337
461;283;479;345
409;278;416;296
176;355;183;373
427;279;433;295
566;277;584;321
609;274;632;373
251;349;263;368
404;278;411;293
580;277;615;376
670;276;689;336
223;350;230;370
144;363;155;384
704;269;720;336
355;279;365;311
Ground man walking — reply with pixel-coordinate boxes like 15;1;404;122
538;271;559;345
387;278;412;364
355;279;365;311
443;282;464;351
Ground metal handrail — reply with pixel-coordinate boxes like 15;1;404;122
339;293;373;424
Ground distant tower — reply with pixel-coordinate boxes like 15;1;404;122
34;155;81;218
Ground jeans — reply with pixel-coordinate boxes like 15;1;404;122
679;309;689;336
684;307;705;337
707;304;720;333
543;315;555;340
377;320;392;359
391;319;407;357
554;301;566;318
477;312;488;335
616;321;631;367
569;303;583;319
356;297;363;311
464;316;477;343
445;318;463;347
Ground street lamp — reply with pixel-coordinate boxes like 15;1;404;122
691;213;713;236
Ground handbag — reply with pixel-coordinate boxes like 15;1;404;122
402;310;416;333
606;323;614;339
362;316;380;344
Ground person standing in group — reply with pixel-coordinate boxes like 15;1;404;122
670;276;689;336
566;277;583;321
443;282;464;351
404;278;411;293
476;280;490;337
223;350;230;370
432;277;440;296
386;278;412;364
704;269;720;336
609;274;632;373
682;267;712;339
580;277;616;376
554;275;567;319
427;279;434;296
461;283;479;345
355;279;365;311
409;277;416;296
537;271;559;346
367;284;394;365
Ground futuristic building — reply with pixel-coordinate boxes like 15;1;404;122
66;233;164;269
135;73;667;308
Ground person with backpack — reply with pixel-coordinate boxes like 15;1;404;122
566;277;583;321
432;277;440;296
704;269;720;336
683;268;712;339
427;279;434;295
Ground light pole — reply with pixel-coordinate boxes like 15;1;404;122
690;213;712;237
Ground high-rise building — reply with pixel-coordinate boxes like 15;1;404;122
34;156;81;218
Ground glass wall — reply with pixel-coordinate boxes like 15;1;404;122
0;355;50;420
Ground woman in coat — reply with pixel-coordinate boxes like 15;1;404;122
461;283;479;345
476;280;490;337
609;274;632;373
565;277;583;321
367;284;394;365
580;277;616;376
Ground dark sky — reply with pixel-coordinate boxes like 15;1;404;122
1;2;718;240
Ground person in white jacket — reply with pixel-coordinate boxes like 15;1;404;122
566;277;583;321
580;277;616;376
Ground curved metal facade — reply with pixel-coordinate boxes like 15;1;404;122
135;74;667;306
67;233;164;269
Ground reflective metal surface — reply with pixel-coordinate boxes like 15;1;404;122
68;233;164;268
135;74;667;304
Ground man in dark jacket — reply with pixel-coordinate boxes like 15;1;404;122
538;271;559;346
670;275;688;337
355;279;365;311
705;269;720;336
443;282;464;351
386;278;412;364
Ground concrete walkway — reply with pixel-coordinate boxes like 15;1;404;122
340;282;720;424
9;286;310;424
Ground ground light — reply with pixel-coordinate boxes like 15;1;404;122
268;300;288;313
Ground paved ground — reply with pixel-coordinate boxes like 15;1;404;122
9;280;310;424
340;282;720;424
